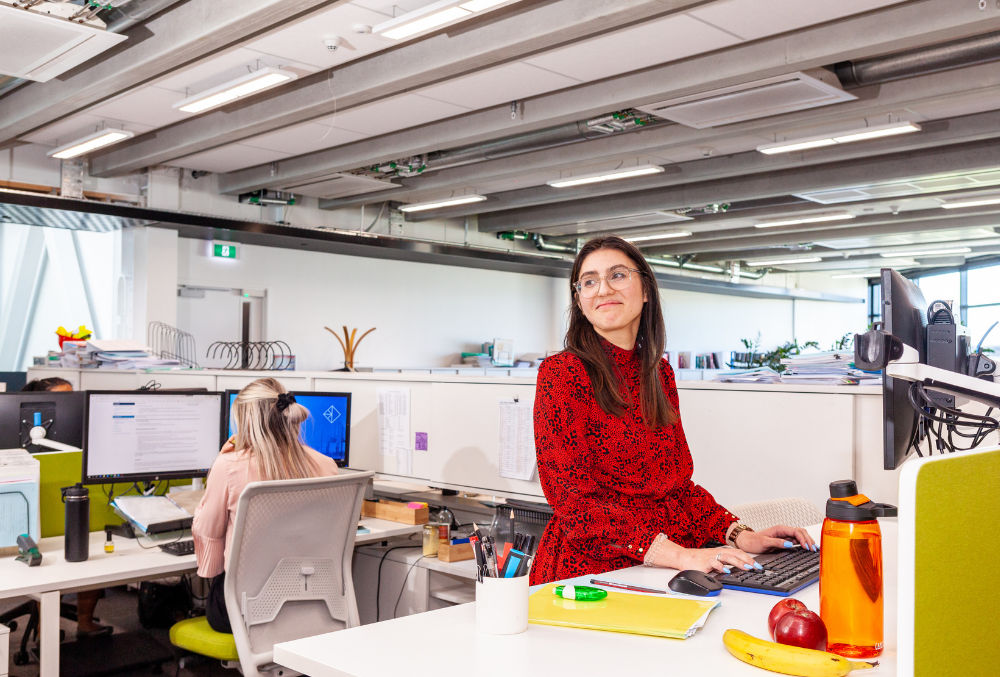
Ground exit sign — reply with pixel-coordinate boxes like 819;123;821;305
213;243;238;259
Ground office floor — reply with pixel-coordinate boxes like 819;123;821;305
1;587;239;677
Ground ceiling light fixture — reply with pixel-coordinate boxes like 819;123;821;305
548;165;665;188
831;272;881;279
939;195;1000;209
624;231;692;242
47;128;135;159
746;257;823;267
398;195;487;212
173;67;298;114
881;247;971;258
757;121;921;155
374;0;521;41
754;212;855;228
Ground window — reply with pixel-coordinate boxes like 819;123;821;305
868;282;881;327
916;272;961;311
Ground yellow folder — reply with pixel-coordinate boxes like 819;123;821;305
528;585;720;639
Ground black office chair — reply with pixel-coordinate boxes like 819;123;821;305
0;599;78;665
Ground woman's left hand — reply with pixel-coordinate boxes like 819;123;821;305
735;525;818;554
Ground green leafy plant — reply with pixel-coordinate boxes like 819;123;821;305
761;339;820;373
832;333;853;351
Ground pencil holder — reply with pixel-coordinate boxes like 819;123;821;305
476;576;529;634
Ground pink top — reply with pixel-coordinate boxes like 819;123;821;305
191;447;339;578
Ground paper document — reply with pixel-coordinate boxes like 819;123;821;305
498;399;536;481
377;388;411;468
113;495;192;533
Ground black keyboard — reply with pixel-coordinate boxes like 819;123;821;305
712;548;820;596
159;540;195;556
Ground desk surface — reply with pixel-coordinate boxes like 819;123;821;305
275;524;899;677
0;518;422;599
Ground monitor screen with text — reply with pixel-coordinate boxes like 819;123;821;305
84;392;223;484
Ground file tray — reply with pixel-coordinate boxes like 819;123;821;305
528;584;719;639
112;495;192;535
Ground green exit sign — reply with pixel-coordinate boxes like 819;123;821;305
213;243;237;259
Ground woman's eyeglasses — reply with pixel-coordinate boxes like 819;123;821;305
574;268;641;298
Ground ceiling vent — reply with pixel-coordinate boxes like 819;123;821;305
635;70;856;129
278;173;400;200
540;211;692;236
795;169;1000;204
0;2;126;82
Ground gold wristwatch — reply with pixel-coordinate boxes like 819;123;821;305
728;523;754;548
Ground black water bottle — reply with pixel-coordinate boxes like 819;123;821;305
62;483;90;562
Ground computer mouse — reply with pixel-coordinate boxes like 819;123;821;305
668;570;723;597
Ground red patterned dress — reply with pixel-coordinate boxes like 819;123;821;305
530;339;739;585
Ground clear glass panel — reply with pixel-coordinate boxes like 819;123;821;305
967;265;1000;307
967;306;1000;350
916;272;961;312
869;283;882;325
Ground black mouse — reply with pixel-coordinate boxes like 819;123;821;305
668;570;723;597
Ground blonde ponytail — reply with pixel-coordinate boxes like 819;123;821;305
232;378;321;481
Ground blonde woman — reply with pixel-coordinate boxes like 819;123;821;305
192;378;338;633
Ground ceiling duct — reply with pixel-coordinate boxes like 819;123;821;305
278;173;400;200
835;30;1000;89
635;69;855;129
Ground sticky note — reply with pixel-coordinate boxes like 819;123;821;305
407;502;426;509
415;432;428;450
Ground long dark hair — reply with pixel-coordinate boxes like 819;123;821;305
565;236;676;429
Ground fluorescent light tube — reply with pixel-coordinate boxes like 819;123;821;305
758;139;837;155
746;257;823;267
882;247;971;258
940;196;1000;209
755;212;855;228
831;272;881;279
548;165;665;188
832;122;922;143
48;128;135;159
173;68;298;114
757;121;921;155
398;195;487;212
625;231;692;242
375;0;521;40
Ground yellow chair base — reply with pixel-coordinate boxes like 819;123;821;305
169;617;239;662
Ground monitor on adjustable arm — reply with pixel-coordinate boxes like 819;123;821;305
82;391;224;485
855;269;1000;470
223;390;352;467
0;392;86;452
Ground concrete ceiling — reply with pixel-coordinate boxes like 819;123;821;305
7;0;1000;276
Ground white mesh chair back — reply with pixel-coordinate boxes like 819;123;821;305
224;471;374;677
729;497;825;532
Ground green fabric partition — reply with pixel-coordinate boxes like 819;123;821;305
35;451;192;538
913;448;1000;676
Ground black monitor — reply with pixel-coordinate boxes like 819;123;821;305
881;269;929;470
0;392;86;452
83;391;224;485
223;390;352;467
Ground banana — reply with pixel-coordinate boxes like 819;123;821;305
722;629;879;677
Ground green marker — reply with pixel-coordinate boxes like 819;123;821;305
554;585;607;601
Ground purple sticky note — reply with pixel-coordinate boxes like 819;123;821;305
415;432;428;451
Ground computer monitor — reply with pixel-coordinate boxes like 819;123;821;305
224;390;351;467
880;269;929;471
0;392;86;452
83;391;224;485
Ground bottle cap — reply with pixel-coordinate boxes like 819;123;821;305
826;479;897;521
829;479;858;498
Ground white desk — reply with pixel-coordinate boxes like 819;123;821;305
0;518;422;677
276;523;899;677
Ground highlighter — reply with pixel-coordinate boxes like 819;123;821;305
554;585;607;601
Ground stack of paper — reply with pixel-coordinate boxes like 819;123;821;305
112;495;192;534
713;367;782;383
781;351;881;385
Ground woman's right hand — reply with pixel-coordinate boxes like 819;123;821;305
673;546;760;574
652;540;759;574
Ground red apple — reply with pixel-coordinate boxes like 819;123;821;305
767;598;808;640
774;609;828;651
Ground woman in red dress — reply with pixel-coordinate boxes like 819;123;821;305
530;236;817;585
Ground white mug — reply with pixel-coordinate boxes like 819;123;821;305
475;575;529;634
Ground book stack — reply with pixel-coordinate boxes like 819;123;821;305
780;351;882;385
713;367;782;383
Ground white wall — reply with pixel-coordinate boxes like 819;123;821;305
176;237;565;371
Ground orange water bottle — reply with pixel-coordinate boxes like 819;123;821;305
819;480;897;659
